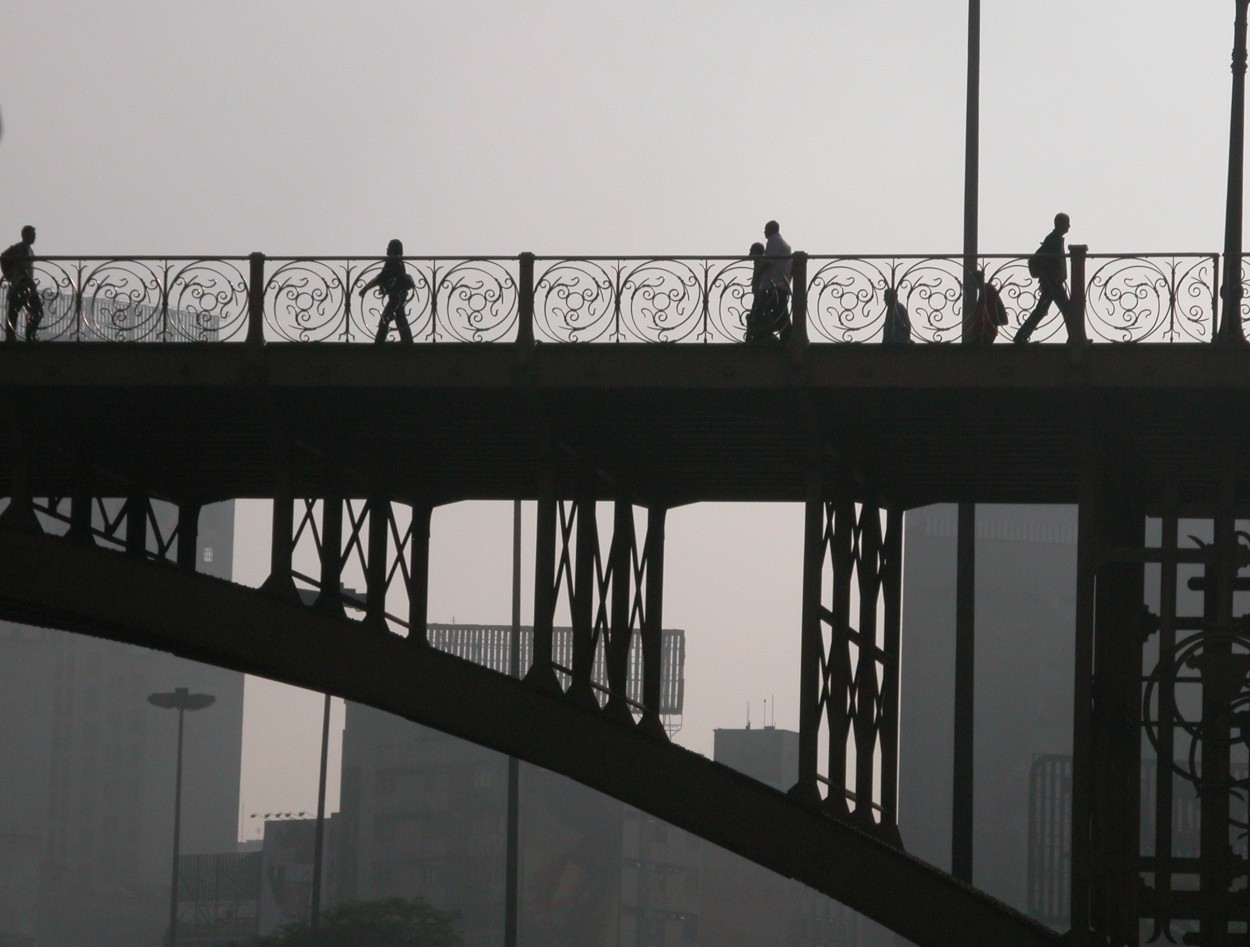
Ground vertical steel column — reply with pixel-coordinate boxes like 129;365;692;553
1199;463;1237;944
176;502;200;574
504;500;521;947
310;691;331;928
639;505;667;739
1073;448;1144;945
792;474;827;807
605;499;635;722
67;463;93;546
261;452;299;602
1092;490;1144;945
1219;0;1250;344
826;499;855;816
953;502;976;883
852;508;884;822
568;496;599;708
313;497;345;617
124;493;148;558
364;493;389;633
525;481;562;693
1151;506;1179;932
1070;469;1098;944
878;507;904;832
406;502;432;647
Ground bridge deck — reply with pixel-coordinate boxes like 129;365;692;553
2;343;1246;509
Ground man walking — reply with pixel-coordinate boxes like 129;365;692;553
1;225;43;342
1013;213;1086;344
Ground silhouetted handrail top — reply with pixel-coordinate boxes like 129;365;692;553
14;250;1221;262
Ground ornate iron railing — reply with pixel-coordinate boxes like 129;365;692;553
1;250;1227;344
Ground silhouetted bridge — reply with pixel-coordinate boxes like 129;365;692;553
3;249;1250;946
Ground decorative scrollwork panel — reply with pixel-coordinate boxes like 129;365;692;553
1087;255;1215;343
15;257;248;342
265;257;517;343
533;258;754;343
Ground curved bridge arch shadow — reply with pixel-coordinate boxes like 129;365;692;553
0;529;1061;947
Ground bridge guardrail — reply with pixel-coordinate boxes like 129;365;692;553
5;251;1227;344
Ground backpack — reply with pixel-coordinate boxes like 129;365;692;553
0;243;22;282
984;284;1009;325
1026;245;1045;279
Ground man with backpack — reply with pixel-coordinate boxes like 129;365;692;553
1013;212;1087;344
2;225;43;342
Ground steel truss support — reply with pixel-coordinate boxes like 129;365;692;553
9;471;202;572
259;451;434;644
524;477;668;734
792;473;903;841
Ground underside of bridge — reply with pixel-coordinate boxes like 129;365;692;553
0;529;1057;947
3;342;1250;946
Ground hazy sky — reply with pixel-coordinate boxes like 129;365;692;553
2;1;1242;831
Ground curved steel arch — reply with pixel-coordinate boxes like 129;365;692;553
0;528;1061;947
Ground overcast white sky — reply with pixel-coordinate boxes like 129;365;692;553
2;1;1242;832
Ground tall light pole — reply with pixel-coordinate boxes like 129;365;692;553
148;687;216;947
505;498;522;947
1220;0;1250;344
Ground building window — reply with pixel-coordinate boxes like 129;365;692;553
203;546;214;563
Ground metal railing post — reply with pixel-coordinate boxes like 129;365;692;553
246;252;265;349
517;252;535;348
789;251;809;348
1070;244;1089;343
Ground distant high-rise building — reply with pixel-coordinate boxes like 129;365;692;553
0;501;244;947
337;624;684;946
898;504;1077;921
338;627;878;947
712;725;799;791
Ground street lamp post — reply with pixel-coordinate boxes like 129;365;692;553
148;687;216;947
1220;0;1250;343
